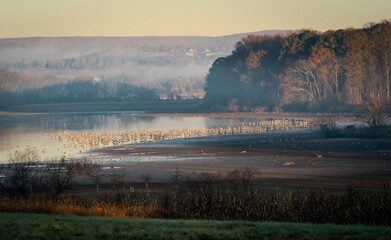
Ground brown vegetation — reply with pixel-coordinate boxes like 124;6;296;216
0;150;99;199
205;21;391;111
0;173;390;225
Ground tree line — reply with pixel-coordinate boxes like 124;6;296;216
0;71;205;108
0;77;159;107
204;20;391;112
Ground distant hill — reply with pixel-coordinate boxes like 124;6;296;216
0;30;289;103
0;30;289;61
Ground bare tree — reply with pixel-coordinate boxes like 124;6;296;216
43;158;98;198
109;166;120;191
171;166;182;188
0;150;41;199
85;163;103;193
292;62;319;102
120;167;127;194
227;166;260;192
141;173;152;191
197;172;221;191
360;98;389;128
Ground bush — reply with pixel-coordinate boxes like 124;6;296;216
359;98;389;128
0;152;100;199
0;150;41;199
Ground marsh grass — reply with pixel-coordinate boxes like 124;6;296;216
1;185;390;226
1;163;390;225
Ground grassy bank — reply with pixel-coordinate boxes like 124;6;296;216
1;212;391;240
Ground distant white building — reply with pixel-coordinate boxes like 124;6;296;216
93;77;101;83
184;48;214;57
184;48;196;56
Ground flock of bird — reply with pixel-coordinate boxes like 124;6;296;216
2;119;314;158
50;119;314;152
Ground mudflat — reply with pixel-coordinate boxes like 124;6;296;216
95;131;391;192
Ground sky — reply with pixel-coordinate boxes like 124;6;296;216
0;0;390;38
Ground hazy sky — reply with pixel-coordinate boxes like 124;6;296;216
0;0;390;38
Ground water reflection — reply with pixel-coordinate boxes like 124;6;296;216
0;112;311;163
0;112;211;162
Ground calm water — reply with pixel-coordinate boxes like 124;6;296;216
0;112;256;162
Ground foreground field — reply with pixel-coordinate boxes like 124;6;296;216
1;212;391;240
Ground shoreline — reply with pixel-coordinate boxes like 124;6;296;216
134;112;358;121
0;111;43;116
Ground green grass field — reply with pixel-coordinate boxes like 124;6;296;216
0;212;390;240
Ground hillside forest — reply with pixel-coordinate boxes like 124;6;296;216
204;21;391;111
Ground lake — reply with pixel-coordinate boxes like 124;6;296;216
1;112;295;162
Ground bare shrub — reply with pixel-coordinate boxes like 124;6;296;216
0;150;42;199
85;163;103;193
196;172;221;191
227;166;260;192
141;173;152;191
314;116;338;137
360;98;389;128
171;167;182;184
43;158;98;198
109;167;120;191
171;167;182;190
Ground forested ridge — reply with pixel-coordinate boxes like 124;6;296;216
204;21;391;112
